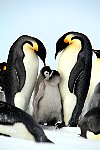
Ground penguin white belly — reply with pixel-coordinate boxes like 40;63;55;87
83;59;100;114
37;84;61;122
14;50;39;110
0;123;35;141
58;46;80;125
87;131;100;140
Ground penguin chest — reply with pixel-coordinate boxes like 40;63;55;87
87;131;100;140
14;50;39;110
39;84;61;115
58;46;79;98
0;123;35;141
57;46;80;125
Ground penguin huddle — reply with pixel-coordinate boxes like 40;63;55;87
0;31;100;142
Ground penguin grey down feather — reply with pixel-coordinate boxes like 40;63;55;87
33;66;62;126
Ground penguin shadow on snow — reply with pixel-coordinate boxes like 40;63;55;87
33;66;62;126
0;101;53;143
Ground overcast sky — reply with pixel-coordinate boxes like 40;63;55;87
0;0;100;70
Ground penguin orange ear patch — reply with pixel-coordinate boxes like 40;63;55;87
3;66;6;71
33;42;38;52
64;37;72;44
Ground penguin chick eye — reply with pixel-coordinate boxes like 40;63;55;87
44;71;50;77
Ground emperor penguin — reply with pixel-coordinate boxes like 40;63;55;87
0;101;52;143
81;50;100;117
0;62;6;91
33;66;62;126
0;62;6;102
88;82;100;110
55;31;92;127
33;66;52;100
4;35;46;111
78;107;100;140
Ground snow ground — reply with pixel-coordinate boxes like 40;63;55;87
0;127;100;150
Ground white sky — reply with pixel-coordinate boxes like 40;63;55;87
0;0;100;69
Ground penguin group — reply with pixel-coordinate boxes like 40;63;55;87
0;31;100;142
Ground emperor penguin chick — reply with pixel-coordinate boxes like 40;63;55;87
55;31;92;127
33;66;62;126
81;50;100;117
78;107;100;140
0;101;52;143
4;35;46;111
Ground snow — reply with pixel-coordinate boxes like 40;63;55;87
0;127;100;150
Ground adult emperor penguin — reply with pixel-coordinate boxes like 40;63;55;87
0;62;6;102
0;62;6;90
78;107;100;140
55;31;92;127
0;101;52;143
81;50;100;116
88;82;100;110
4;35;46;111
33;66;62;126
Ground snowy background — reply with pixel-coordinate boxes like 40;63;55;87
0;127;100;150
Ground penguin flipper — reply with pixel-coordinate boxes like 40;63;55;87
68;57;85;93
15;57;26;91
34;81;45;110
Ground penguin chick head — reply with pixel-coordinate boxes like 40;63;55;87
55;31;91;58
49;70;60;79
41;66;52;78
22;35;46;66
92;49;100;58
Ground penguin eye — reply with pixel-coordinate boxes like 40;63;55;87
44;71;49;77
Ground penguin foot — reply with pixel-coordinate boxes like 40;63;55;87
56;122;66;129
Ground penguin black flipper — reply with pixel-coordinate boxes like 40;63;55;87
68;52;85;93
0;101;53;143
14;56;26;91
78;107;100;139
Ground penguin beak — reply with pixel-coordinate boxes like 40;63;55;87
92;49;100;54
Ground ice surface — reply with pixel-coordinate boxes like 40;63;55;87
0;127;100;150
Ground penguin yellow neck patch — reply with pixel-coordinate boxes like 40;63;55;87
64;34;74;44
3;66;6;71
33;42;38;52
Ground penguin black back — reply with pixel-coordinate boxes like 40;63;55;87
0;101;52;143
78;107;100;139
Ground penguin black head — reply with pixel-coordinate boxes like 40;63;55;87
40;66;52;78
0;62;6;72
92;49;100;58
55;31;92;58
0;62;6;90
17;35;46;66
